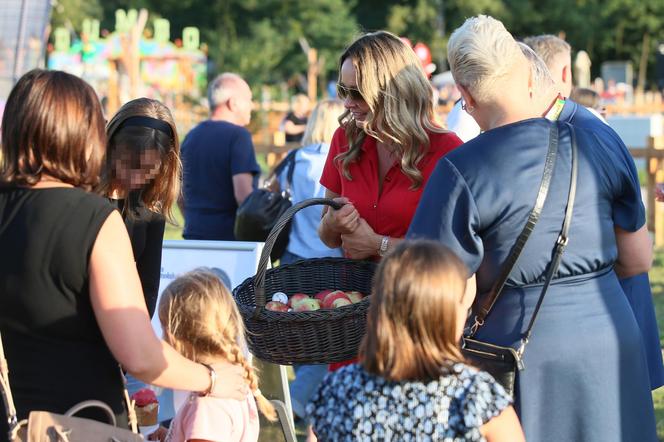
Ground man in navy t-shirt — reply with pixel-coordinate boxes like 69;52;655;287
180;73;261;240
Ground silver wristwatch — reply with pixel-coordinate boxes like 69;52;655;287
378;236;390;257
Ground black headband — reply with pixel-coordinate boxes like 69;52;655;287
116;116;174;139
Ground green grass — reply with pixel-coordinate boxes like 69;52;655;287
650;249;664;440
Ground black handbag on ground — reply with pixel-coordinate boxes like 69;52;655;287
462;121;579;397
234;149;297;261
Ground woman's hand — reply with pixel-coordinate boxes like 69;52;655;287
655;184;664;202
147;426;168;441
340;218;381;260
322;197;361;235
210;362;249;400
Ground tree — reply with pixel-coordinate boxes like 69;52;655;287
51;0;103;32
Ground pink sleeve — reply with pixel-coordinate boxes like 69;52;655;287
181;399;232;442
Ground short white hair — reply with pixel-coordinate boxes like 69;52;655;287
518;42;555;94
447;15;523;102
207;73;245;111
523;35;571;68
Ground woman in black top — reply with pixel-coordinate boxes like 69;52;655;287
99;98;181;317
0;70;247;438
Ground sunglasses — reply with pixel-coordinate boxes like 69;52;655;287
336;83;364;101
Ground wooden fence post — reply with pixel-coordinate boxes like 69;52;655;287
652;136;664;247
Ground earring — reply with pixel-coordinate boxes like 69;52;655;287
461;100;474;114
529;87;534;98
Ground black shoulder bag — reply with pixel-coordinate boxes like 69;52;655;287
462;121;579;397
234;149;298;262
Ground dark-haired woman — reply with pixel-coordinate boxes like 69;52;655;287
0;70;248;437
99;98;181;317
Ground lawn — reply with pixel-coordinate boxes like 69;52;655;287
649;249;664;439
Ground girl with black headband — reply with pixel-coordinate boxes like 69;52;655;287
99;98;181;317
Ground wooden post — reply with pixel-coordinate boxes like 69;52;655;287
637;32;650;94
307;48;318;102
652;136;664;246
129;9;148;99
107;61;119;116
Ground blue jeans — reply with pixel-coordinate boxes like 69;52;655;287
279;250;329;419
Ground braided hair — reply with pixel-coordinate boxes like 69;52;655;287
159;269;277;421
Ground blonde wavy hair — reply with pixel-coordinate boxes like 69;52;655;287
337;31;445;189
99;98;181;223
301;99;345;147
360;240;468;381
158;269;277;421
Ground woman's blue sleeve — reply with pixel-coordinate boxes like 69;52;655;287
608;131;646;231
407;158;484;275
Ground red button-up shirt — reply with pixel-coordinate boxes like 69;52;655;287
320;126;462;242
321;126;462;371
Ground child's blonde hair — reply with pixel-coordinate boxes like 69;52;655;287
360;240;468;381
159;269;277;421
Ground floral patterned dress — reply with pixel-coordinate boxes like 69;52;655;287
306;362;511;442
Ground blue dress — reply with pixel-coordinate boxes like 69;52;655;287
560;101;664;390
408;118;657;442
306;363;512;441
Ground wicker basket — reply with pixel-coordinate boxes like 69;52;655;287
233;198;377;365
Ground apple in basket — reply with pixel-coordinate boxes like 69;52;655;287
265;301;289;312
322;290;350;309
314;289;334;302
332;298;352;308
345;291;365;304
288;293;310;308
293;298;321;311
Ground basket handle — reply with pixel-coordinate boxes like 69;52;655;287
254;198;343;311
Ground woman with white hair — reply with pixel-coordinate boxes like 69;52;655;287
408;15;657;442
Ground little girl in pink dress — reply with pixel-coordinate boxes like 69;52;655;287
159;269;277;442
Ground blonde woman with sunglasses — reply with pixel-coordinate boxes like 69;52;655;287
318;31;462;264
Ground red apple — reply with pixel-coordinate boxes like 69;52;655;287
332;298;352;308
345;291;364;304
288;293;310;308
265;301;289;312
314;289;334;302
322;290;350;309
293;298;321;311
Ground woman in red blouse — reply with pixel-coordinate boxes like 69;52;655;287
318;30;463;260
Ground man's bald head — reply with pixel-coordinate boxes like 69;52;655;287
207;73;253;126
523;35;573;97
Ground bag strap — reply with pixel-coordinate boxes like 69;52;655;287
0;331;19;438
285;148;298;187
468;122;560;335
519;122;578;350
268;149;298;189
0;330;139;435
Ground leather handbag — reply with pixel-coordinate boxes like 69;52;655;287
462;121;579;397
0;332;143;442
234;149;298;262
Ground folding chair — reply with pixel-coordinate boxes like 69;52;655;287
270;399;297;442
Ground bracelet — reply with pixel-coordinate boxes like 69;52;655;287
199;363;217;397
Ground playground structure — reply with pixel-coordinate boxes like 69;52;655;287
47;9;207;122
